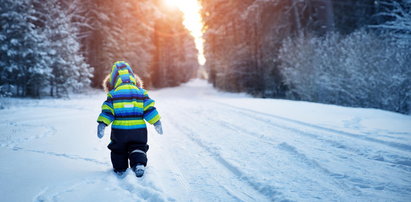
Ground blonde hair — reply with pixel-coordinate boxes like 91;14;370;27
102;73;144;93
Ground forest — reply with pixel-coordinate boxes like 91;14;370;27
1;0;410;114
201;0;411;113
0;0;199;97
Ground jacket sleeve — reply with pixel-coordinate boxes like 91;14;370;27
143;90;161;125
97;93;115;126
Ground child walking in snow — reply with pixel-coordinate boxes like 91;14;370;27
97;61;163;177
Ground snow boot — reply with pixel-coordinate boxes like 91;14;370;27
133;164;145;178
114;169;127;178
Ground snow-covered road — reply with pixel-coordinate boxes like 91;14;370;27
1;79;410;201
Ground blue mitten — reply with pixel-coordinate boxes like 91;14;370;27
97;123;106;139
154;120;163;135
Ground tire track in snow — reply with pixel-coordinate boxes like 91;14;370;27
163;110;286;201
150;123;237;201
162;111;270;201
176;99;411;172
177;104;374;193
170;108;359;199
168;99;411;198
211;100;411;152
149;133;193;199
186;99;411;170
171;135;248;202
215;103;411;172
190;103;411;171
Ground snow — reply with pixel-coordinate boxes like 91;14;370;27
1;79;410;201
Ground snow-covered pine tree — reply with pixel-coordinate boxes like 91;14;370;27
0;0;51;97
33;0;92;97
60;0;93;94
82;0;129;87
372;0;411;43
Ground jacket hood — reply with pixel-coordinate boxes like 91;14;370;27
109;61;137;88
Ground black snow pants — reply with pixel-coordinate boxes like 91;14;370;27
108;128;149;172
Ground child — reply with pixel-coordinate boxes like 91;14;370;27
97;61;163;177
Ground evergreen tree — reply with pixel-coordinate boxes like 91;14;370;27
0;0;51;97
79;0;198;89
0;0;92;97
33;0;92;96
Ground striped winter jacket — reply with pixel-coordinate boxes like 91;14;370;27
97;61;160;130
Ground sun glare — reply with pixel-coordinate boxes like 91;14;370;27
163;0;205;65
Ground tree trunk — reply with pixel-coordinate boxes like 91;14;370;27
50;80;54;97
324;0;335;31
292;0;302;35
